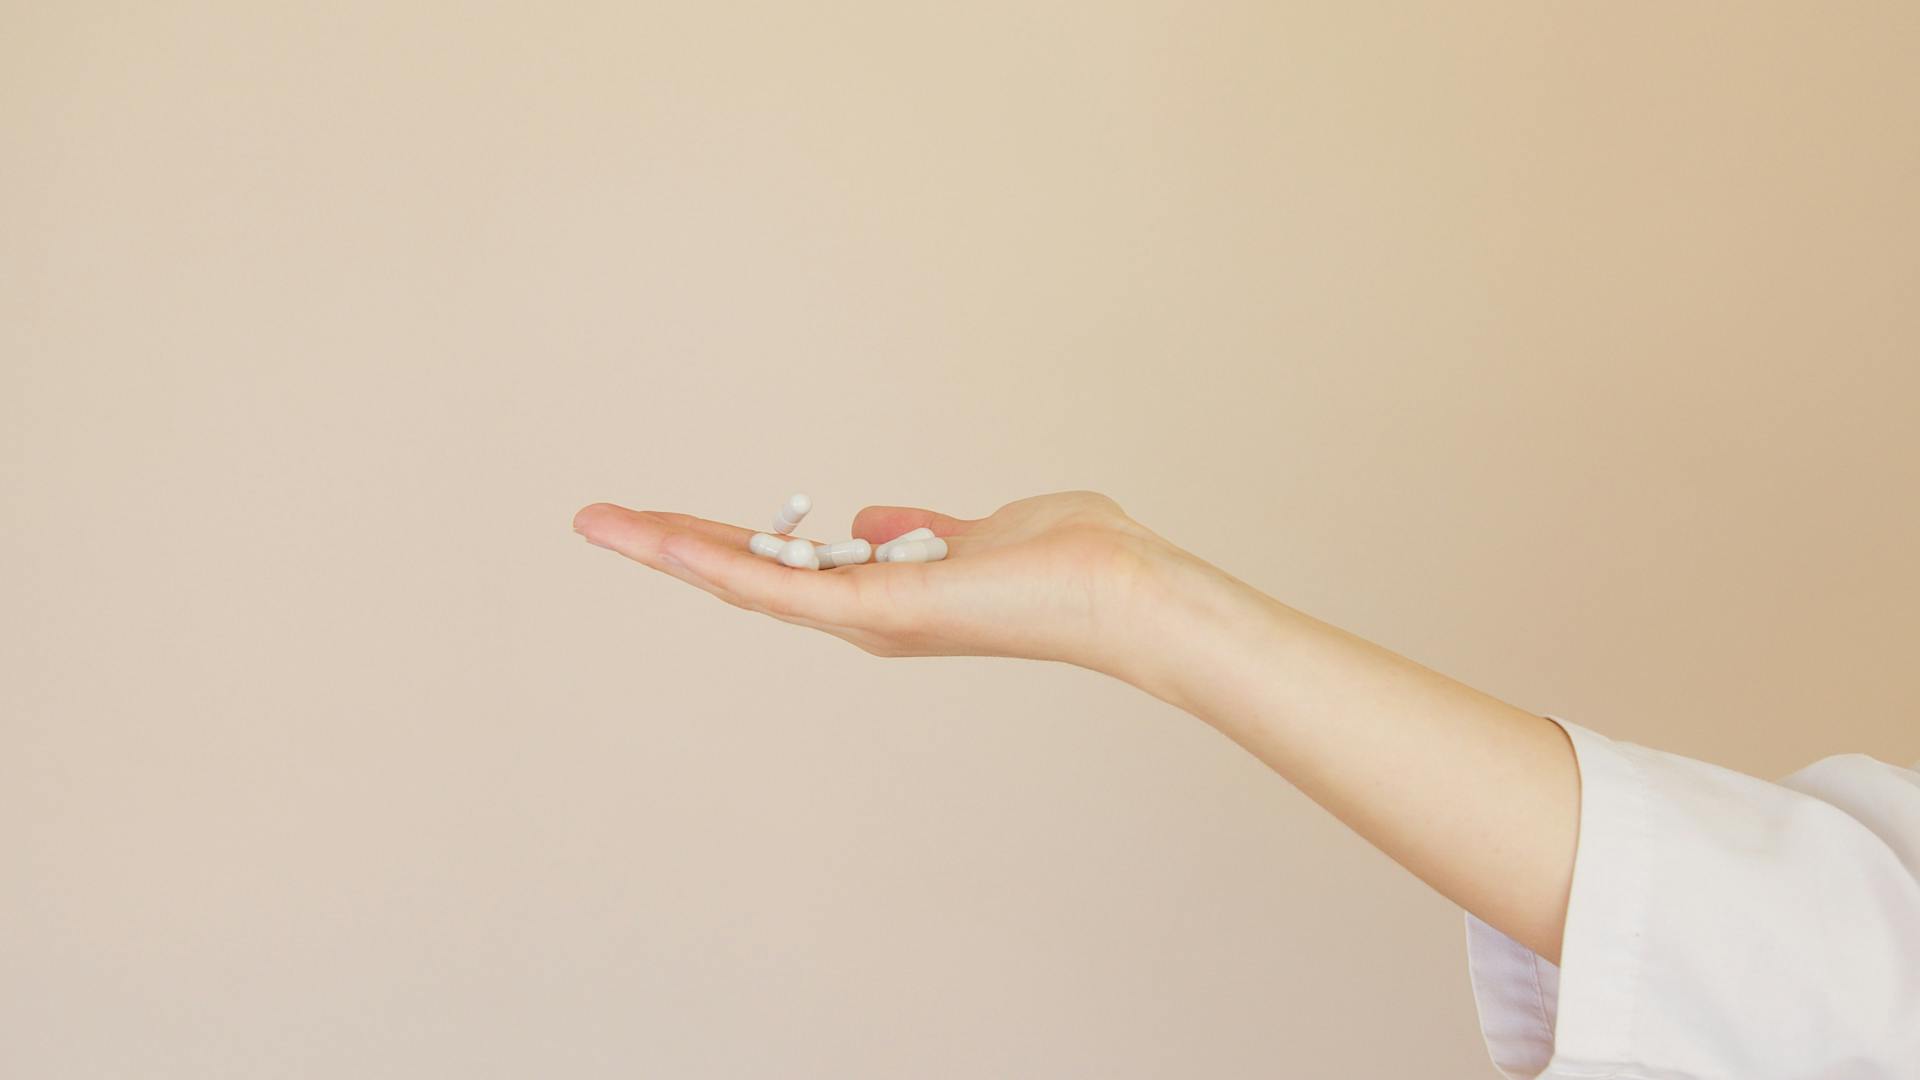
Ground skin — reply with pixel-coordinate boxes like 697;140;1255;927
572;490;1581;964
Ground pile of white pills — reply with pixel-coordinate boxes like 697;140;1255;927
746;492;949;569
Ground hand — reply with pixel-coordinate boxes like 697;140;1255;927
571;491;1193;678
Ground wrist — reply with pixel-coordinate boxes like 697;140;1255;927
1100;542;1288;716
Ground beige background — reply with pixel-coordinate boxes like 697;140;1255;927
4;3;1917;1076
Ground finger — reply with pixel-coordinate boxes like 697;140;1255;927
575;505;821;558
571;505;763;586
573;503;862;626
658;527;866;626
648;510;820;546
574;503;680;567
851;505;975;545
644;512;886;580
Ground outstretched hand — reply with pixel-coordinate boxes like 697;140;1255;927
576;490;1588;971
572;491;1198;677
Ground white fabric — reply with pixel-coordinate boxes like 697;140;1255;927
1466;714;1920;1079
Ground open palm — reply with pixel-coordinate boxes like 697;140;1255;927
573;491;1182;674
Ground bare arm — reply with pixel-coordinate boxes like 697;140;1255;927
1125;554;1580;961
573;491;1581;962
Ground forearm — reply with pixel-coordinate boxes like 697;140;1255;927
1117;554;1581;963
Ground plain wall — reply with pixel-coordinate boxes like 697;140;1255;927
4;3;1916;1076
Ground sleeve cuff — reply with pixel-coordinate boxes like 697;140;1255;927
1465;712;1664;1079
1464;714;1920;1079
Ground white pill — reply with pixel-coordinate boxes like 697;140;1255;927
814;539;872;568
748;533;785;559
881;537;947;563
772;492;812;535
777;538;820;569
873;526;936;562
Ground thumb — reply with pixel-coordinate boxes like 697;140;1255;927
851;505;975;544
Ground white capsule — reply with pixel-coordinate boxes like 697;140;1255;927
777;538;820;569
772;492;812;535
873;526;936;562
881;537;947;563
814;539;872;568
748;533;785;559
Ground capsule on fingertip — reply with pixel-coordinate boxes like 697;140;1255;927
748;533;785;559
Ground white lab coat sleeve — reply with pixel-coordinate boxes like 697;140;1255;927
1465;714;1920;1080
